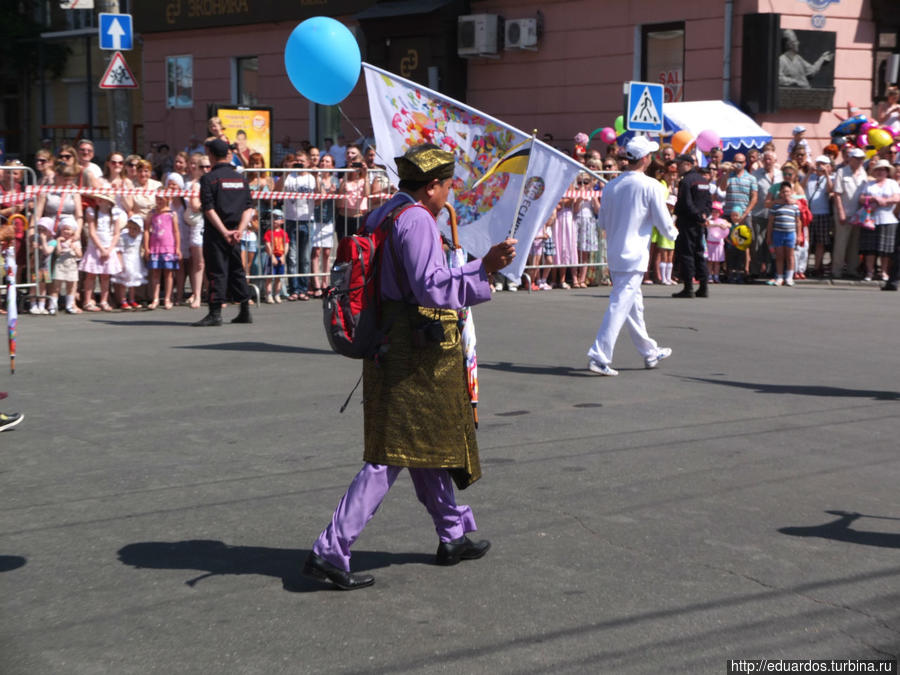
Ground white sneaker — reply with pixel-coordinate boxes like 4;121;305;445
265;294;274;304
29;306;40;315
785;278;795;287
645;347;673;369
588;360;618;376
507;284;518;292
493;282;504;291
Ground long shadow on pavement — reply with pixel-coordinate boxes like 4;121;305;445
682;376;900;401
117;540;433;592
175;342;333;355
90;319;186;327
0;555;26;572
779;510;900;550
479;361;596;377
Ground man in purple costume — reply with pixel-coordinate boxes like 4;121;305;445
302;144;518;590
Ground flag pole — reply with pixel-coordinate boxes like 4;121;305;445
507;131;537;240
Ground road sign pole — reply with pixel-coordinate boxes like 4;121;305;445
99;0;132;155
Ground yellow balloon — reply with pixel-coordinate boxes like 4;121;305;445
865;147;877;159
867;128;893;149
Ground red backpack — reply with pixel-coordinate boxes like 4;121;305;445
323;201;418;360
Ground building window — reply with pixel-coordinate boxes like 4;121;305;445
234;56;259;106
642;22;685;103
166;56;193;109
64;9;95;29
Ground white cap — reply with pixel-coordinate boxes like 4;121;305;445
127;214;145;231
624;136;660;160
814;155;831;164
792;125;806;134
848;148;866;159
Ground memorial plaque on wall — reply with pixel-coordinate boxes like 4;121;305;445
778;28;836;110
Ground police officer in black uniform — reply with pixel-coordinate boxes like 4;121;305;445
672;154;712;298
193;138;254;326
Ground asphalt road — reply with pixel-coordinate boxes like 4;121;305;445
1;282;899;674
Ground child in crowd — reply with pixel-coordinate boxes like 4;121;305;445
50;221;82;314
114;215;147;309
527;224;548;290
553;191;576;289
766;182;801;286
786;125;810;157
144;188;181;310
31;219;57;314
724;207;747;283
573;171;599;288
536;213;556;291
240;214;258;279
654;194;677;285
705;201;731;283
79;192;123;312
165;173;191;304
264;209;288;303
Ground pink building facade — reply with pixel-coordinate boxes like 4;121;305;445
138;0;898;160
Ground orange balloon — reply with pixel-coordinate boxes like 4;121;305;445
671;130;695;154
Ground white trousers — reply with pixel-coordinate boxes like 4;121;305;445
587;270;658;366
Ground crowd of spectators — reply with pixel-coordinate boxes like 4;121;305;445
3;107;900;317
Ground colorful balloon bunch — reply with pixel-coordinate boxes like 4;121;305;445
831;115;899;159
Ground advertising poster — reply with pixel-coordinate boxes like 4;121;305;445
214;105;273;167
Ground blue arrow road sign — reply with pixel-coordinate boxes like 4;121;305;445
99;13;133;51
626;81;664;133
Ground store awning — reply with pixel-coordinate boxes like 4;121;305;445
355;0;454;20
661;100;772;151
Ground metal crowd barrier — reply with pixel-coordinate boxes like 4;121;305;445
0;165;40;302
240;166;391;299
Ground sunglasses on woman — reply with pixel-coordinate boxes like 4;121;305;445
58;154;73;160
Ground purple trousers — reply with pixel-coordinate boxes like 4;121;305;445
312;463;477;571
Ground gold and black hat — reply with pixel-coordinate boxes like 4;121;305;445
395;144;455;182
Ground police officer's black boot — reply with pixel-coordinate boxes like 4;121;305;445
672;284;694;298
695;281;709;298
231;300;253;324
192;303;223;327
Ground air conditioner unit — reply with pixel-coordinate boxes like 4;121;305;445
458;14;501;57
505;18;539;50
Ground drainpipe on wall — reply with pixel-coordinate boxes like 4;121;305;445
723;0;733;101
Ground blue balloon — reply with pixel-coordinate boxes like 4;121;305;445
284;17;361;106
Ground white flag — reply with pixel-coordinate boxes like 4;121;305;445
364;63;583;279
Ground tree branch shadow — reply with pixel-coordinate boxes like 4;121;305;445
779;510;900;549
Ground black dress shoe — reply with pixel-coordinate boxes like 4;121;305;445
231;301;253;323
192;312;223;327
671;288;694;298
435;536;491;566
695;286;709;298
881;283;898;291
301;552;374;590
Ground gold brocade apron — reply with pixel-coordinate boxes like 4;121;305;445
363;301;480;490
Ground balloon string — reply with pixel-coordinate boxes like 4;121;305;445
338;105;400;181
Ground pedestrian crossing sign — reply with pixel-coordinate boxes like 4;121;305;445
626;81;664;132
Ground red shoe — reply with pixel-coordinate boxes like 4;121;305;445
129;301;140;309
120;302;131;311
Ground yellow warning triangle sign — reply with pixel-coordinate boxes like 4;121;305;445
99;51;138;89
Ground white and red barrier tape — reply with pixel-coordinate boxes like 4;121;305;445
1;185;601;207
